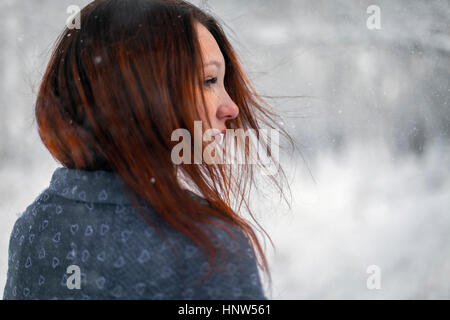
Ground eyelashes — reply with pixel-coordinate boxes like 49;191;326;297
204;77;218;88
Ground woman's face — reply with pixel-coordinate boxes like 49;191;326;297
195;22;239;138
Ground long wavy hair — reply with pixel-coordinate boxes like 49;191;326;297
36;0;291;288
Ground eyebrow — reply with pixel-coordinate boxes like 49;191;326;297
204;60;222;68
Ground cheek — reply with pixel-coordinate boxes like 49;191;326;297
199;93;217;122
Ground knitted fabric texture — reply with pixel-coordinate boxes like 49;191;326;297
3;167;267;300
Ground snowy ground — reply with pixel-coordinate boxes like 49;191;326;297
257;141;450;299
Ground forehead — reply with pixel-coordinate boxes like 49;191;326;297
195;22;224;65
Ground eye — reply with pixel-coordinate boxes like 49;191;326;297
204;77;218;88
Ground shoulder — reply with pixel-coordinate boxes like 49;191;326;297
4;189;175;299
4;188;266;300
177;218;267;299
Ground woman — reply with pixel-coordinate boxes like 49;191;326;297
3;0;289;299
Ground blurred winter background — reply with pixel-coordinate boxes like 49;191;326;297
0;0;449;299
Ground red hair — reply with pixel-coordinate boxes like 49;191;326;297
36;0;291;287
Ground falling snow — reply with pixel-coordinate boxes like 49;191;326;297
0;0;449;299
94;56;102;64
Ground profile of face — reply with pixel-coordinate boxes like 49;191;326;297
195;22;239;138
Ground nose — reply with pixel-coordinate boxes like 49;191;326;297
216;96;239;121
